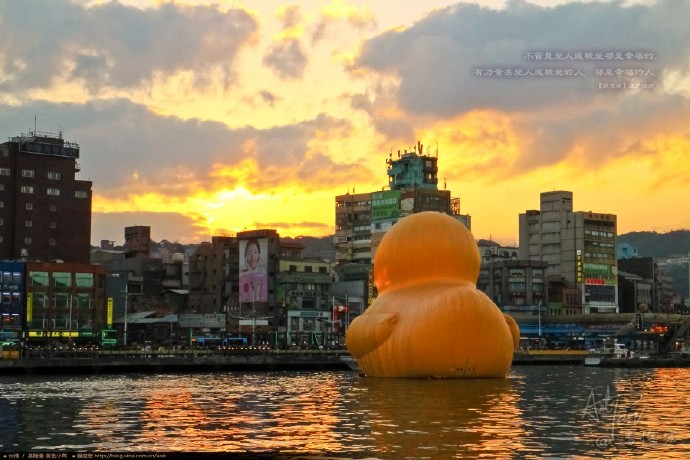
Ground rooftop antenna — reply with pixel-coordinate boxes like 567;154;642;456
34;114;37;132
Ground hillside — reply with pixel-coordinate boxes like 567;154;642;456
281;235;335;259
617;230;690;258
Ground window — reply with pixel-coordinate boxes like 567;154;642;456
50;205;57;212
47;171;60;180
53;272;72;288
0;184;4;191
0;201;3;208
25;220;32;227
22;169;34;177
49;222;56;229
49;239;56;246
0;168;9;176
0;219;3;226
21;186;34;194
75;190;88;198
76;293;91;309
24;237;31;244
25;203;33;210
31;292;47;308
305;266;313;273
47;188;60;196
30;272;49;287
75;273;94;288
54;292;69;309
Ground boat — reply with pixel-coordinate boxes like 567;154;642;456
340;354;361;372
584;342;632;367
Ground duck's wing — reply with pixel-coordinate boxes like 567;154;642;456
345;312;399;359
503;313;520;350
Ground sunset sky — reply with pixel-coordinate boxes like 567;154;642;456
1;0;689;246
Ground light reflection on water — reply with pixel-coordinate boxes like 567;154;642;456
1;366;690;458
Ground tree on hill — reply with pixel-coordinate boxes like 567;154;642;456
617;230;690;258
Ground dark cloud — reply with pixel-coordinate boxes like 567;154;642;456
263;39;308;79
353;0;690;172
92;211;204;246
311;5;376;44
0;99;356;193
278;5;302;29
355;0;689;115
350;93;373;114
259;91;278;106
0;0;257;92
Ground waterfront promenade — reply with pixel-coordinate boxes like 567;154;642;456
4;348;690;375
0;348;354;375
0;347;596;375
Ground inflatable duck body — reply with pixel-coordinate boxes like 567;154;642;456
345;211;520;378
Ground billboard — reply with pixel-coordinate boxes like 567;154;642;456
371;190;400;220
239;237;268;303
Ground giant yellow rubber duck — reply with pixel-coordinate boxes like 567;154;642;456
346;211;520;378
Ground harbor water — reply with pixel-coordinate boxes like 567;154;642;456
1;366;689;458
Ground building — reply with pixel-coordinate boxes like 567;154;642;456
519;191;618;314
334;191;375;265
617;270;653;314
334;141;471;266
24;261;107;345
0;131;92;263
617;257;671;313
235;229;282;342
0;261;24;343
124;226;152;258
476;246;548;315
188;236;236;314
277;250;335;347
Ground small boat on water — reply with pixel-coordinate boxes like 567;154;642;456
584;342;632;367
340;355;361;372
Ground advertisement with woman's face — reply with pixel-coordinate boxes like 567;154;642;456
239;238;268;303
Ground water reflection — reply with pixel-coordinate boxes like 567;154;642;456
1;368;690;458
352;377;524;458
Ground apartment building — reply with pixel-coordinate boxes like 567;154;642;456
0;132;92;263
519;191;618;314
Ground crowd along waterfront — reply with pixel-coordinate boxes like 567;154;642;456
1;365;690;458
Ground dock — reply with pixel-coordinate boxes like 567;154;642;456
4;348;689;375
512;350;590;365
0;349;354;375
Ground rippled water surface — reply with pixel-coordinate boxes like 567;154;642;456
1;366;690;458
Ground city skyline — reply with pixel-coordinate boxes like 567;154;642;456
1;0;689;246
